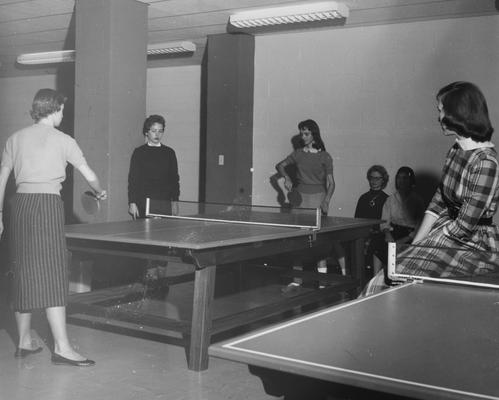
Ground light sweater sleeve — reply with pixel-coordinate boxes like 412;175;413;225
66;137;87;168
1;137;13;171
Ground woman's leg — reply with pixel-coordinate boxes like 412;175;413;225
46;306;86;361
15;311;35;349
331;242;346;275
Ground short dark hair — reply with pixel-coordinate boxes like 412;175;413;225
297;119;326;151
30;88;67;122
395;166;416;190
143;114;165;135
366;165;389;189
437;81;494;142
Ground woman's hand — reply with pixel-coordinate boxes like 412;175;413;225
95;190;107;200
412;213;437;243
171;201;179;216
283;177;293;191
320;199;330;215
395;236;412;245
128;203;139;220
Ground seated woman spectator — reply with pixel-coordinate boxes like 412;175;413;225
363;82;499;296
354;165;389;279
376;167;425;264
398;82;499;279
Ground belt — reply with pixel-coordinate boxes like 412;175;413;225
477;217;493;226
448;208;493;226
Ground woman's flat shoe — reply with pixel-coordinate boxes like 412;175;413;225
51;353;95;367
14;346;43;359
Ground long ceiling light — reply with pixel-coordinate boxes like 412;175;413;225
16;41;196;65
229;1;349;29
17;50;75;65
147;41;196;55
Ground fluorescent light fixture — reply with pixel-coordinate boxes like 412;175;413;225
16;41;196;65
147;41;196;55
229;1;349;28
17;50;75;65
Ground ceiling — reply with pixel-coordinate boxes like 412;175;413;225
0;0;497;77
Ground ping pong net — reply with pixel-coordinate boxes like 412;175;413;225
387;242;499;288
145;198;321;230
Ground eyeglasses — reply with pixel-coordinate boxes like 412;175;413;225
368;176;383;181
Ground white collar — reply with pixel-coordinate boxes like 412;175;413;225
456;137;494;151
147;142;161;147
303;147;319;153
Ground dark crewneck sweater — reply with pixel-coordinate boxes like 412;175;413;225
128;144;179;212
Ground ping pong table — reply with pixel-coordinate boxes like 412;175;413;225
209;277;499;399
65;210;379;371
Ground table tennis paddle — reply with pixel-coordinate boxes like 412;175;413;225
81;190;101;215
287;188;302;207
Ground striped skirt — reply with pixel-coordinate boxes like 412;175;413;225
10;193;69;312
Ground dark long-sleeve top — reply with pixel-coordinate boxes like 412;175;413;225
354;190;388;220
128;144;180;206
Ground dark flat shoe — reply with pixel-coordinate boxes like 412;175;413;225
14;346;43;359
51;353;95;367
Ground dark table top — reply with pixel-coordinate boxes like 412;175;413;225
210;281;499;400
65;215;378;250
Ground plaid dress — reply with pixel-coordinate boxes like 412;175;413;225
401;142;499;277
363;141;499;296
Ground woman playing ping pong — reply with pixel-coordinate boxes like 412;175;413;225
364;81;499;295
127;114;179;219
276;119;345;287
0;89;106;366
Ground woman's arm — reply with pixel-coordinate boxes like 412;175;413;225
0;166;11;236
412;212;437;243
170;149;180;201
321;173;335;214
445;157;498;240
276;159;293;191
76;164;106;200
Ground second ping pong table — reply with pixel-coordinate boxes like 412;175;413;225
210;280;499;399
65;213;378;371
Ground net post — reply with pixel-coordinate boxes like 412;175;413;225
145;198;150;216
387;242;396;278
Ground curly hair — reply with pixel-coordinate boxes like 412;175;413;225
30;89;67;122
143;114;166;135
366;165;389;189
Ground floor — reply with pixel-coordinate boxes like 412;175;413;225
0;259;350;400
0;325;277;400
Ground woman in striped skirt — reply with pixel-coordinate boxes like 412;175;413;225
363;81;499;295
0;89;106;366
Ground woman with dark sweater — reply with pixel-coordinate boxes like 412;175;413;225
128;114;180;219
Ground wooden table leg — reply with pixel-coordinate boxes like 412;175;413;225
188;264;216;371
350;238;366;288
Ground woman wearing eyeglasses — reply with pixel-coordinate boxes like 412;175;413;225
127;114;180;219
355;165;389;221
354;165;389;279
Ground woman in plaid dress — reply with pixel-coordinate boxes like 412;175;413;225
364;81;499;295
